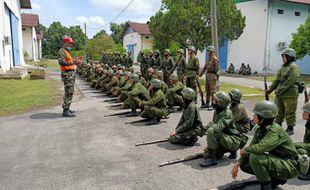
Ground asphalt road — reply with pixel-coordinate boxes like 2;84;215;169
0;71;309;190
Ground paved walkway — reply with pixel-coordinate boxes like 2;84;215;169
0;71;309;190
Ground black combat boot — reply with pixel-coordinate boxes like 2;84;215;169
184;136;198;146
167;106;175;113
147;117;160;125
229;151;237;159
69;109;75;113
271;177;287;189
126;108;138;117
260;182;272;190
199;149;218;167
285;126;294;136
63;108;76;117
298;172;310;181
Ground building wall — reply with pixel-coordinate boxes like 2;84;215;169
0;0;25;73
227;0;269;73
123;31;141;63
266;0;309;72
22;27;33;60
141;35;152;50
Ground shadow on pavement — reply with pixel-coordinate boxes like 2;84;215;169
30;112;62;119
287;178;310;186
183;156;236;171
157;142;201;150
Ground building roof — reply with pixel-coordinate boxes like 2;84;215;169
283;0;310;4
21;13;39;27
36;30;44;40
127;22;151;35
20;0;32;9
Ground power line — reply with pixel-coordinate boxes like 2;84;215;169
87;0;134;31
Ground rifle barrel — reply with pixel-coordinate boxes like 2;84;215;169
159;153;202;167
135;139;169;146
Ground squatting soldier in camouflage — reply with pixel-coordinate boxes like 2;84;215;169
140;79;168;125
115;72;133;102
229;89;250;134
100;69;113;92
106;70;123;96
169;87;204;146
162;49;175;84
153;50;162;71
123;73;150;117
186;46;200;102
238;63;246;75
198;45;219;109
294;102;310;180
58;36;80;117
167;73;185;112
231;101;299;190
226;63;235;74
266;48;300;135
200;92;241;167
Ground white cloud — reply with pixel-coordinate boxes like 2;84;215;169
76;16;105;25
89;0;161;15
32;2;42;10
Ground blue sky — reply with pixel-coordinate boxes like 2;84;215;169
22;0;161;38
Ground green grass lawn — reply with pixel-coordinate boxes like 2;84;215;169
46;59;59;68
199;79;274;101
0;75;60;116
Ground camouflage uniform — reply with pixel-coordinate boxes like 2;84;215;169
176;55;186;83
167;81;185;108
230;103;250;134
186;55;199;99
227;63;235;74
162;55;175;84
123;82;150;110
199;55;219;105
153;52;162;71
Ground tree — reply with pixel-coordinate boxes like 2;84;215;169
68;25;87;50
110;22;127;44
84;35;116;60
290;16;310;60
149;0;246;51
93;29;107;39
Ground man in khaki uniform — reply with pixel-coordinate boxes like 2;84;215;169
197;46;219;109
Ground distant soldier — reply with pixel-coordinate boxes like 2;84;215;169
58;36;80;117
238;63;246;75
162;49;175;84
266;48;300;135
200;92;241;167
245;64;251;75
227;63;235;74
100;69;114;92
229;89;250;134
169;87;204;146
123;73;150;117
197;45;219;109
186;46;200;102
167;73;185;112
140;79;168;125
124;52;133;68
146;50;155;70
153;50;162;71
174;49;187;83
231;101;299;190
138;51;148;79
115;71;133;102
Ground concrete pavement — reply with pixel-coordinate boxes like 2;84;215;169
0;72;309;190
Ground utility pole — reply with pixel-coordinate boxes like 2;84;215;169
84;22;87;45
211;0;219;56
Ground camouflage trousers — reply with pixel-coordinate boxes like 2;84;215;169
140;105;167;119
205;73;217;104
304;128;310;143
275;96;298;127
186;77;197;99
61;70;76;109
169;128;199;145
177;72;185;83
240;153;298;183
123;94;149;110
167;92;183;107
235;122;250;134
203;127;240;158
295;142;310;155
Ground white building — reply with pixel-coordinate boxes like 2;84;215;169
227;0;310;74
0;0;31;73
123;22;153;63
21;13;42;61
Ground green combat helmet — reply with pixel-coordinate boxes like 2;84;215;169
178;49;184;54
282;48;296;58
107;69;114;75
215;91;231;108
116;70;123;76
302;102;310;113
164;49;170;55
206;45;216;53
151;79;161;89
154;50;160;56
155;70;164;80
169;73;178;81
189;46;196;53
129;73;139;82
253;100;278;119
229;89;242;103
182;87;196;101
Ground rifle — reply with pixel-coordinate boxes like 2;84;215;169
196;79;206;105
168;56;184;77
264;77;269;101
159;153;203;167
103;98;118;102
305;85;309;103
135;138;169;146
105;104;122;108
104;111;131;117
125;118;151;124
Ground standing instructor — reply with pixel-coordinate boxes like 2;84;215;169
58;36;79;117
